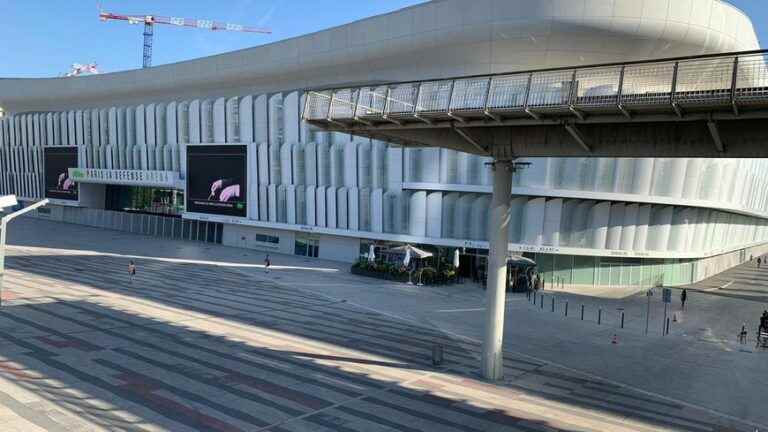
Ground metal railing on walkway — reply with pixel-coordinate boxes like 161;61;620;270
304;49;768;127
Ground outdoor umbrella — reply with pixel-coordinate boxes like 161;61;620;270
508;255;536;266
390;244;433;259
368;244;376;263
403;248;412;267
453;249;460;269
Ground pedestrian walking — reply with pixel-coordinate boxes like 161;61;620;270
264;254;271;274
680;288;687;310
738;324;748;344
128;260;136;284
758;257;762;269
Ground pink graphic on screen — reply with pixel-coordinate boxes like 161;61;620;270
208;179;241;202
57;173;75;190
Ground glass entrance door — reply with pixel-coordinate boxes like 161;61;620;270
295;235;320;258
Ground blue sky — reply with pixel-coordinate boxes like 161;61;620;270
0;0;764;78
729;0;767;44
0;0;426;77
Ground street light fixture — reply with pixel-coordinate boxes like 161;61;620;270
0;198;49;307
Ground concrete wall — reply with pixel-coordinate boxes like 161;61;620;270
222;224;360;263
222;224;294;256
693;242;768;282
319;235;360;263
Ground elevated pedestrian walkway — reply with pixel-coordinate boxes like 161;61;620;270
305;49;768;158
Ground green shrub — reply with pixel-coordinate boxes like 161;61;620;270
355;259;373;271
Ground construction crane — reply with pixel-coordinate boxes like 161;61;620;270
98;10;271;68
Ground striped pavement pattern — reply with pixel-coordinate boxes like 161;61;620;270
0;244;755;431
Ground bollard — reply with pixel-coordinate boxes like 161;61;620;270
551;297;555;312
565;301;569;317
533;293;536;305
598;309;602;325
540;295;544;309
621;312;625;329
432;344;444;366
581;305;585;320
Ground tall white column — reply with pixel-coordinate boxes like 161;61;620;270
482;162;512;381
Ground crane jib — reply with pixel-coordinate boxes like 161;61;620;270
97;9;272;68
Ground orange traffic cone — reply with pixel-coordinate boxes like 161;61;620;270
611;334;618;345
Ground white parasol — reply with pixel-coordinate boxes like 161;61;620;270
508;255;536;266
368;244;376;262
453;249;460;268
390;244;433;259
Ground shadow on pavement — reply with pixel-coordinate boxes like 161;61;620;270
0;297;589;432
0;249;754;431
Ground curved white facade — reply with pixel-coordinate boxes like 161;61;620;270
0;0;757;112
1;0;766;290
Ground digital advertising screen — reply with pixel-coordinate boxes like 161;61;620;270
44;146;79;201
186;145;247;217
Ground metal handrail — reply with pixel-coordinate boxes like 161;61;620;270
304;49;768;124
307;49;768;94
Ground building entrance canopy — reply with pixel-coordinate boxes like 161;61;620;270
304;49;768;159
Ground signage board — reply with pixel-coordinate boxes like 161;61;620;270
44;147;79;201
69;168;180;188
186;145;248;218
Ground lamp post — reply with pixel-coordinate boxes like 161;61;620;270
0;199;49;307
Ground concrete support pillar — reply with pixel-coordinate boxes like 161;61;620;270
482;162;512;381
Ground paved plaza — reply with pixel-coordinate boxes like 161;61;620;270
0;218;765;431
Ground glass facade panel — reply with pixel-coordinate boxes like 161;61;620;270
629;264;641;287
535;253;554;286
256;234;280;244
610;264;621;288
295;235;320;258
620;262;632;286
105;185;184;216
573;256;596;286
553;254;573;287
598;264;611;287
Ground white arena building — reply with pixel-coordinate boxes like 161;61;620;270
1;0;767;292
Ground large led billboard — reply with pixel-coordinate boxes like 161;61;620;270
186;145;247;217
44;147;79;201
